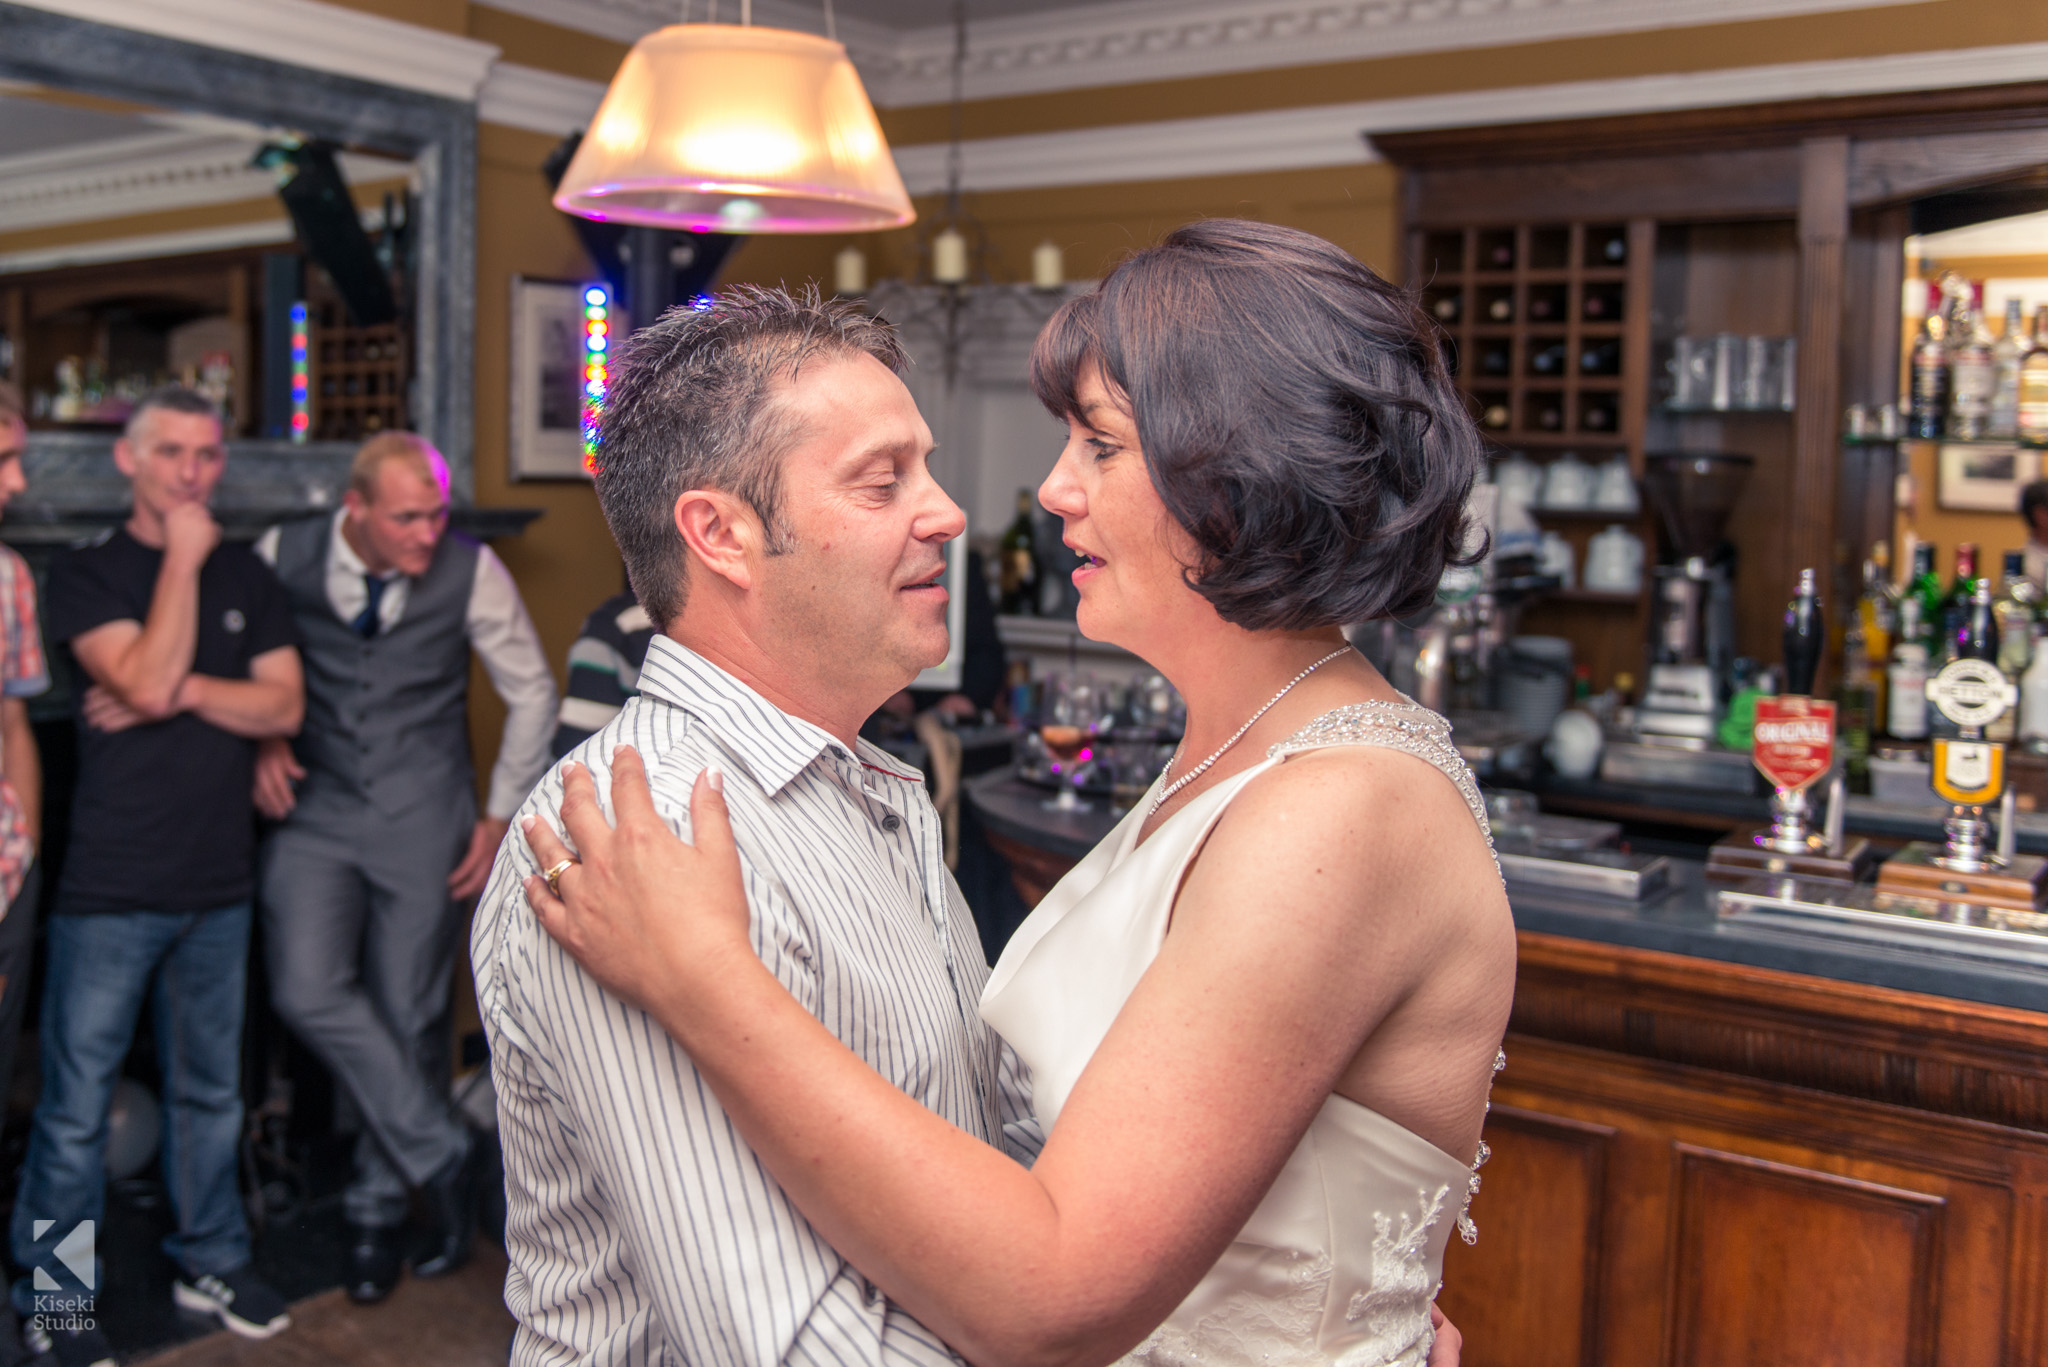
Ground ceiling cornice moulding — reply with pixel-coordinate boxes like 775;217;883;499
0;127;409;233
11;0;502;102
476;0;1937;107
886;41;2048;194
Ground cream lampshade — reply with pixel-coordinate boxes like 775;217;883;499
553;24;916;235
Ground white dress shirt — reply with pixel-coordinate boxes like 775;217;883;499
472;637;1041;1367
255;510;558;819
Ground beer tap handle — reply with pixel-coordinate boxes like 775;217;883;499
1999;786;2018;864
1824;770;1846;854
1783;567;1823;697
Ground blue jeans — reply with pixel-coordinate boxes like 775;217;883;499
10;905;253;1307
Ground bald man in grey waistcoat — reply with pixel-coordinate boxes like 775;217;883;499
252;433;556;1304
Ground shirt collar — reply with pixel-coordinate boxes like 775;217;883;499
330;508;404;582
634;636;920;796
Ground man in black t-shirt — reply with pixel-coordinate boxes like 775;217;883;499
9;389;302;1365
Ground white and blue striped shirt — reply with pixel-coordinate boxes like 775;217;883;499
473;636;1042;1366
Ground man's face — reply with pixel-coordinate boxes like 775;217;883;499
0;418;26;517
344;460;449;577
113;409;225;520
748;354;963;703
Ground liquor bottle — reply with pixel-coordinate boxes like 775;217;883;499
1991;298;2026;439
1839;616;1875;789
1947;299;1995;440
1996;549;2039;679
1909;310;1948;440
1937;542;1981;659
2020;305;2048;443
1887;641;1930;740
997;488;1040;616
1904;540;1942;653
2023;626;2048;754
1858;546;1898;725
1992;550;2036;742
1783;568;1824;696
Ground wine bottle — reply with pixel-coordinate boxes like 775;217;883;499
1486;294;1514;323
1905;541;1942;652
998;488;1040;616
1938;542;1981;660
1529;342;1567;376
1481;402;1511;431
1579;340;1621;376
1532;397;1564;431
1579;397;1617;432
1431;294;1462;324
1478;341;1512;376
1783;567;1824;696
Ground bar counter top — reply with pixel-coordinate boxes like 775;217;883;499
965;770;2048;1015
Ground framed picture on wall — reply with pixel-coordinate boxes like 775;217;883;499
508;276;593;480
1936;442;2038;513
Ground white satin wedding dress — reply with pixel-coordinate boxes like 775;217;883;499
980;700;1499;1367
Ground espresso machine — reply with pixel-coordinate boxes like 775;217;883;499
1634;452;1754;745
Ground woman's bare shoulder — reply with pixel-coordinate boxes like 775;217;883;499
1177;742;1502;950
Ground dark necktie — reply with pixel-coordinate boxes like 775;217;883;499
352;574;388;638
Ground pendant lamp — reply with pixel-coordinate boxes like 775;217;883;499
553;23;915;235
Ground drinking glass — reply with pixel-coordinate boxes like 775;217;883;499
1039;675;1094;812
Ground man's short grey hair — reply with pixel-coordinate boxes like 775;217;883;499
125;386;223;442
592;283;906;629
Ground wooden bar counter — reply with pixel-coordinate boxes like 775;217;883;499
967;772;2048;1367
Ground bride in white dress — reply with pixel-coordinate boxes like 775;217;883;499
522;219;1515;1367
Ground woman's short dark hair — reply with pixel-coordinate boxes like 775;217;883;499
1032;218;1483;630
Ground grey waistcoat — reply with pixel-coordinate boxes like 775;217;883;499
273;515;478;819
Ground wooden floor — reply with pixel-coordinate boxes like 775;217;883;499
137;1242;514;1367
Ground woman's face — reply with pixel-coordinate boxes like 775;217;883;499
1039;366;1205;654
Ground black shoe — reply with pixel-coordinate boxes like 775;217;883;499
20;1320;114;1367
413;1140;479;1278
173;1265;292;1339
345;1223;404;1304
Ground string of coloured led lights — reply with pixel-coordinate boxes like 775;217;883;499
581;285;610;475
289;302;310;442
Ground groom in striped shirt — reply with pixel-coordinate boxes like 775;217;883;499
472;287;1042;1366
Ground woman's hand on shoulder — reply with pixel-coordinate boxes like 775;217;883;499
521;747;756;1021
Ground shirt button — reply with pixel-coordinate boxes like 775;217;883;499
881;814;902;833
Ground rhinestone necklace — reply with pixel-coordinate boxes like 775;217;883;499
1147;646;1353;819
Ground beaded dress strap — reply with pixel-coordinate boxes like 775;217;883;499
1266;698;1492;845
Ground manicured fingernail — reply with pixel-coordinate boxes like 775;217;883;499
706;767;724;793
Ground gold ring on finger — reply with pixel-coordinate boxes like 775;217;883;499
543;857;577;899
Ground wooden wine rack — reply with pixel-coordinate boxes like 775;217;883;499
1408;218;1659;691
308;292;410;443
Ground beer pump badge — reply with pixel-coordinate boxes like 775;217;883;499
1926;658;2016;806
1751;696;1835;792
